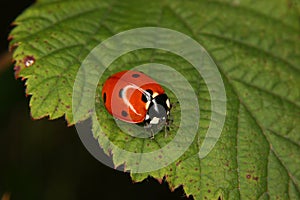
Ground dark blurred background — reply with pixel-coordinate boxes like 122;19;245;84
0;1;191;200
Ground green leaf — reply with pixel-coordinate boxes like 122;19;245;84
10;0;300;199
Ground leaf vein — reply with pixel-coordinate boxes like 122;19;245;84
232;78;300;108
200;32;300;73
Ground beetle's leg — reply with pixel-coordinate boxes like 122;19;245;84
150;129;155;139
144;122;155;139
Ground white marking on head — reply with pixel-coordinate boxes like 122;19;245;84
152;92;159;98
166;99;170;109
145;101;151;110
150;117;160;124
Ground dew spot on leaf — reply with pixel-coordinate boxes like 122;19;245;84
23;56;35;67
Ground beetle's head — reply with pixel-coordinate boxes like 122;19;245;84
145;93;171;125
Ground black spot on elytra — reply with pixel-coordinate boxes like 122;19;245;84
141;95;148;103
141;89;153;102
146;89;153;96
103;92;106;103
132;73;140;78
119;88;123;98
121;110;128;117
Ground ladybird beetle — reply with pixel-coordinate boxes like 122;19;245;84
102;70;171;134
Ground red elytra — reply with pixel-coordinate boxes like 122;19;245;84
102;70;171;125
